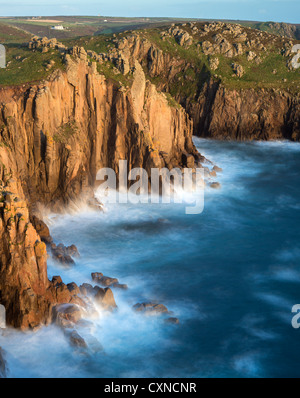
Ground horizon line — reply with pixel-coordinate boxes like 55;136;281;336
0;15;299;25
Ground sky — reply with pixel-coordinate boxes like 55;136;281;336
0;0;299;24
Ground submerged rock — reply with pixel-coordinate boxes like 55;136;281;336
113;283;128;290
66;330;88;349
51;243;79;265
66;245;80;258
165;317;180;325
213;165;223;173
52;303;84;329
99;276;119;287
133;303;169;315
91;272;119;287
85;335;104;353
210;182;221;189
91;272;103;281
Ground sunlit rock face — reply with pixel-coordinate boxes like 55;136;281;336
0;51;197;329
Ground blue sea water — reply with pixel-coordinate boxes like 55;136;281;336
1;138;300;378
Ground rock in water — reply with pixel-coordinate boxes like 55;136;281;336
91;272;119;287
113;283;128;290
95;288;117;310
51;243;78;265
67;330;88;349
165;317;180;325
52;304;84;329
213;165;223;172
210;182;221;189
133;303;169;315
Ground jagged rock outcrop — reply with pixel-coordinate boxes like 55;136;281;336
108;29;299;141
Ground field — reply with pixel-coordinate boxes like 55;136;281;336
0;16;187;40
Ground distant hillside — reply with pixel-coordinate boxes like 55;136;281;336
0;22;31;43
241;22;300;40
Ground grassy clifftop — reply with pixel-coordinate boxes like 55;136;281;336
0;20;299;94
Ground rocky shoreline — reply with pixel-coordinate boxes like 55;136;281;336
0;153;223;376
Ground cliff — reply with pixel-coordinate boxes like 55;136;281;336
99;23;299;141
186;81;300;140
0;50;197;329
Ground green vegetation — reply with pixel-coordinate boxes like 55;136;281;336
0;18;299;96
0;45;64;87
165;92;181;109
139;25;300;94
63;35;114;54
94;59;133;88
211;52;299;92
53;121;79;143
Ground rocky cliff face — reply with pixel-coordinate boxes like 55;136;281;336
0;52;196;210
106;27;299;141
186;80;300;141
0;48;197;329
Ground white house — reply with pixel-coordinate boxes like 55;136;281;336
51;25;64;31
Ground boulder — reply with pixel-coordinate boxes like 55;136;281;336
67;330;87;349
52;304;84;329
52;276;63;287
95;288;117;310
247;51;257;61
79;283;94;296
165;317;180;325
209;57;219;71
67;282;81;296
66;245;80;258
213;165;223;172
91;272;103;282
91;272;119;287
51;243;76;265
182;153;195;168
232;63;244;78
210;182;221;189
